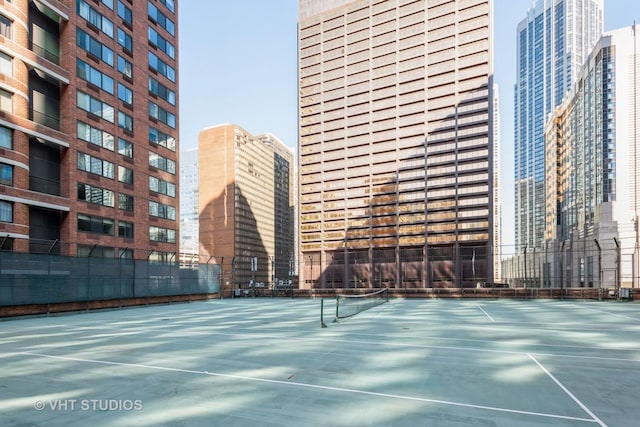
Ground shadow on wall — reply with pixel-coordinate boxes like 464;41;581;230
199;185;268;290
305;81;493;289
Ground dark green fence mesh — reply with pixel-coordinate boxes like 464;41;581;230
0;252;220;306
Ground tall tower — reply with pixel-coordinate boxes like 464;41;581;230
546;26;640;289
298;0;495;289
0;0;179;260
198;124;295;290
513;0;602;253
492;84;501;281
179;147;198;256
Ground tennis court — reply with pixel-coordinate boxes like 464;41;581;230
1;297;639;426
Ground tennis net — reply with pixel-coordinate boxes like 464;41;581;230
334;288;389;320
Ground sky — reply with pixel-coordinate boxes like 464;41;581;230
178;0;639;250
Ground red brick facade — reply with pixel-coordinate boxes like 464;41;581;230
0;0;179;259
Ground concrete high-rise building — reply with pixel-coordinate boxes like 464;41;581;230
298;0;495;289
179;147;198;256
198;124;294;291
514;0;603;253
492;84;501;281
543;25;639;289
0;0;179;260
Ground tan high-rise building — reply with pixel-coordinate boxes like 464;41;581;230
0;0;179;260
298;0;495;288
198;124;295;290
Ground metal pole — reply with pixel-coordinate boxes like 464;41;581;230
524;246;527;288
219;256;224;299
594;239;602;299
320;299;327;328
560;240;566;292
119;247;128;299
614;237;621;298
231;256;236;298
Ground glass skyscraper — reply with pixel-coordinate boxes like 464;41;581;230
514;0;602;252
546;26;640;289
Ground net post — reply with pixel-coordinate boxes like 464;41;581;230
333;295;339;323
320;299;328;328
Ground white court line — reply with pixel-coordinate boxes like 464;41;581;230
476;305;495;322
18;351;598;424
574;306;640;322
200;330;640;363
330;330;637;352
528;354;608;427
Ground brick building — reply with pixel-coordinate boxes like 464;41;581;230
0;0;179;260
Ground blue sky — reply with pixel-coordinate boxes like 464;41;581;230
178;0;639;249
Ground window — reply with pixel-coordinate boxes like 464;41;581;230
149;101;175;128
0;125;12;149
0;163;12;186
78;214;115;235
118;83;133;105
148;2;175;36
77;29;114;66
77;244;115;258
0;52;12;76
117;55;133;79
149;176;175;197
119;248;133;259
0;88;12;113
77;121;114;151
149;225;176;243
118;220;134;238
77;0;113;38
158;0;174;13
149;200;176;220
118;138;133;158
118;165;133;184
0;200;12;222
0;235;13;250
148;77;175;105
77;152;114;179
118;193;134;211
0;15;11;38
117;1;133;26
149;126;176;151
148;52;175;82
117;27;132;52
148;27;175;59
77;183;115;207
149;152;175;174
118;111;133;132
77;59;114;94
77;91;114;122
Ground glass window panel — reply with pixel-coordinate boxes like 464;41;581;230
0;163;12;186
0;126;12;149
0;51;12;76
0;89;12;113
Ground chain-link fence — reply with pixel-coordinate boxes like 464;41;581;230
500;241;637;290
0;251;220;306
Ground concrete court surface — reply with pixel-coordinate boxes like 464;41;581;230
1;298;639;427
